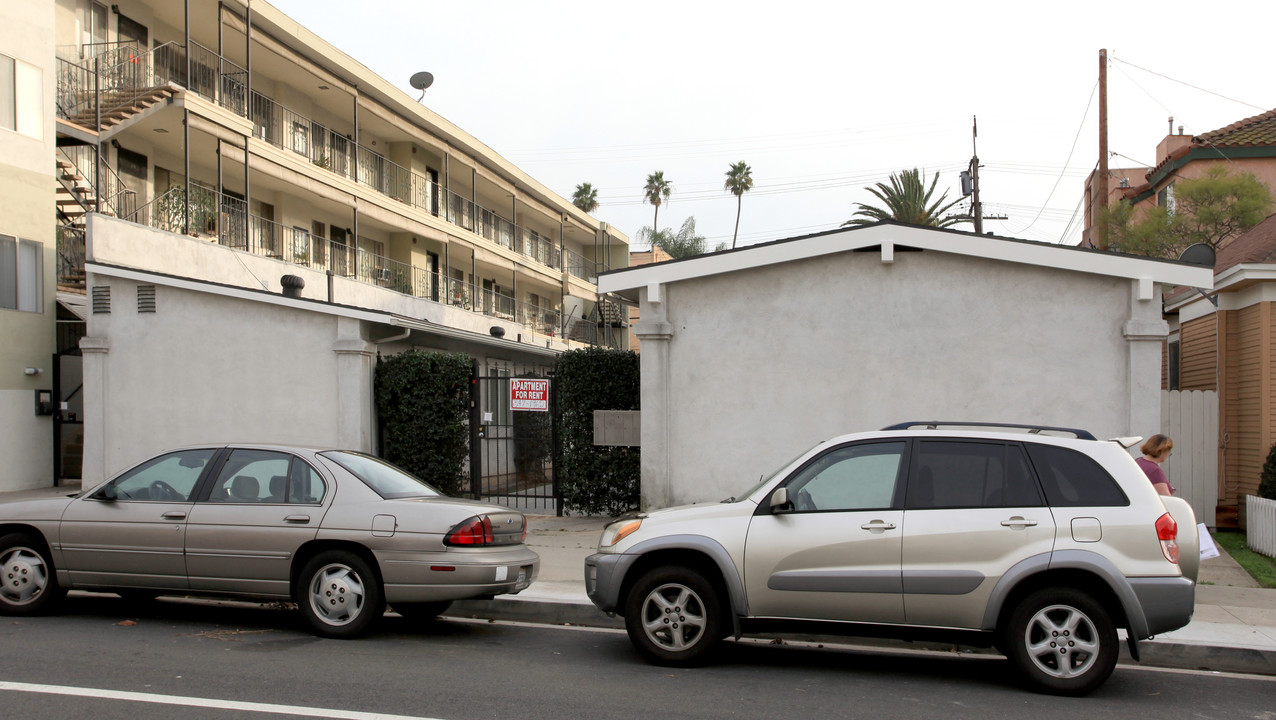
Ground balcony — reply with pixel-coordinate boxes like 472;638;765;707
123;183;569;341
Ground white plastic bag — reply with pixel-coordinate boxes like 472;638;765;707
1198;522;1220;560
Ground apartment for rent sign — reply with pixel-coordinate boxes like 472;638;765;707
510;378;549;412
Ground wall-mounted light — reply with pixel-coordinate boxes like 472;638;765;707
24;367;42;376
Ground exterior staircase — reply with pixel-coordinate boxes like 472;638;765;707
63;84;178;134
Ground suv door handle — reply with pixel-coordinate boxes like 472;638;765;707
1001;516;1038;528
284;515;311;524
162;511;187;520
860;520;897;533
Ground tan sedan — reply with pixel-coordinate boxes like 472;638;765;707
0;444;539;637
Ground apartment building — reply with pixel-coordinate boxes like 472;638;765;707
0;2;58;492
3;0;629;489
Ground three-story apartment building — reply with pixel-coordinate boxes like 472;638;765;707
1;0;629;490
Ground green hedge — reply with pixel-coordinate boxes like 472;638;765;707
1261;442;1276;501
374;350;472;495
556;347;640;516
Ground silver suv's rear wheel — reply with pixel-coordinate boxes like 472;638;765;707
624;566;723;666
1004;587;1117;696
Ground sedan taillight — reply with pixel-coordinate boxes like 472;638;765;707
1155;512;1179;564
445;515;495;546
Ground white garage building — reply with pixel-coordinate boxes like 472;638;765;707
597;222;1213;510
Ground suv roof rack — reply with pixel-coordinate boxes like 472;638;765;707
881;421;1097;441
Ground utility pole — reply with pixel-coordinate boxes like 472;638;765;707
1097;48;1109;250
970;116;983;235
956;116;1006;232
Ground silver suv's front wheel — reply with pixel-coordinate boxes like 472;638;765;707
1004;587;1117;696
624;566;724;666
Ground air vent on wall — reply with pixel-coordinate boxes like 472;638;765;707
138;285;156;313
91;286;110;314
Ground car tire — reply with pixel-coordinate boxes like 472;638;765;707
0;532;65;615
297;550;384;638
1003;587;1117;696
624;565;724;667
393;600;453;621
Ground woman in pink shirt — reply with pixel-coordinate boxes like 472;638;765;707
1136;434;1175;496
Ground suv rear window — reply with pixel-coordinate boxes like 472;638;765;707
1025;444;1129;507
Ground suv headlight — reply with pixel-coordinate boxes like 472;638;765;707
599;518;643;549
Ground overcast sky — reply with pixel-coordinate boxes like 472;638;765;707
269;0;1274;250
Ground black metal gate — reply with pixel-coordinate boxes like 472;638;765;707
469;360;561;515
52;349;85;485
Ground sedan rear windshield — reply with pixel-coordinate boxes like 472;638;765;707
320;451;443;499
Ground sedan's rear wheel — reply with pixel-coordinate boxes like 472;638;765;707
624;566;723;666
297;550;384;638
1003;587;1117;696
0;533;65;615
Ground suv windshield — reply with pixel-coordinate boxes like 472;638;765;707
319;451;442;499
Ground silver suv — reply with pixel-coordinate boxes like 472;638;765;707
585;423;1199;695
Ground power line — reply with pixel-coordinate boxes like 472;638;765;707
1018;78;1098;235
1109;55;1267;112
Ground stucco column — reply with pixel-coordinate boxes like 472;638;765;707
79;336;110;487
1124;282;1169;439
333;317;376;453
634;284;673;510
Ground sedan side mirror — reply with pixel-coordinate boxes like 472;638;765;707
99;484;117;501
770;487;793;514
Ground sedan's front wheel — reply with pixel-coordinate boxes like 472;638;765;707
0;533;65;615
624;566;724;666
297;550;384;638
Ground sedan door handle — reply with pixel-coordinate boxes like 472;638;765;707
860;520;897;533
162;511;187;519
284;515;311;524
1001;516;1038;528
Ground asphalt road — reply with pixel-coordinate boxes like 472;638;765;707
1;594;1272;720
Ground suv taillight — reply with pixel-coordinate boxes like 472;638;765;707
445;515;494;546
1155;512;1179;564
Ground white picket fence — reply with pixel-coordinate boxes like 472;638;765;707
1248;495;1276;558
1161;390;1219;527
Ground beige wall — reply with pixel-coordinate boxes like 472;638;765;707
0;0;57;492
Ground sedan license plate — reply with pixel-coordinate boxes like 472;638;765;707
515;565;530;591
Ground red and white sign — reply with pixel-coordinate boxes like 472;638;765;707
510;378;549;412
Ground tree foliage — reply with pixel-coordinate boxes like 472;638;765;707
636;216;707;259
643;171;672;236
556;347;640;516
1100;166;1273;258
1261;442;1276;501
571;182;599;213
374;350;472;495
843;168;965;228
724;160;754;248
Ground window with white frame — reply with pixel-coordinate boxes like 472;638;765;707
0;234;44;313
0;51;43;139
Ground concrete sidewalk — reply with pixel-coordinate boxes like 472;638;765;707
450;514;1276;676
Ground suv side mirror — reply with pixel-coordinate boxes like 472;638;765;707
770;487;793;514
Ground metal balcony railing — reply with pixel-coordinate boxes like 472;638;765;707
125;184;566;341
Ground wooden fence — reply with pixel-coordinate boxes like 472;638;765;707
1160;390;1219;527
1248;495;1276;558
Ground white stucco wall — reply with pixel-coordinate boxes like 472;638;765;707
634;246;1169;509
79;276;363;484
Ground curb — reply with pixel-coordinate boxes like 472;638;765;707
448;596;1276;677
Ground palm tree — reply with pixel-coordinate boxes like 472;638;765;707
638;216;706;260
724;161;753;249
571;182;599;213
843;168;966;228
643;171;672;240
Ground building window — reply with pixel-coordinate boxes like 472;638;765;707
1157;182;1176;215
0;52;43;140
1167;340;1180;391
0;234;44;313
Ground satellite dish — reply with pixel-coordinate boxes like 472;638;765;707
1179;243;1216;268
409;71;434;102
